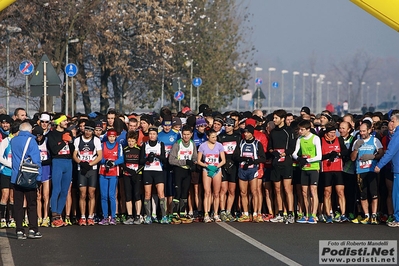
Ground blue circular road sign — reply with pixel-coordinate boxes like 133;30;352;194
19;60;34;75
272;82;279;88
65;63;78;77
255;78;263;85
174;91;185;101
192;77;202;87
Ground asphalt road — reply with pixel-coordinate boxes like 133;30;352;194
1;221;398;266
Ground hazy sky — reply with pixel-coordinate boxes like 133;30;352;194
245;0;399;68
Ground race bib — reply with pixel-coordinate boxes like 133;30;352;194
205;154;219;166
179;150;192;160
275;148;285;162
223;141;236;155
40;151;48;161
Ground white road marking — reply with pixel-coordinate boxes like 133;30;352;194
217;222;302;266
0;230;15;266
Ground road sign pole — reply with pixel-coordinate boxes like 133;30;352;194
25;76;29;115
71;76;74;116
178;77;181;112
66;43;69;115
43;61;47;111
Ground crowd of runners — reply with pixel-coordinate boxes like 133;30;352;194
1;103;399;238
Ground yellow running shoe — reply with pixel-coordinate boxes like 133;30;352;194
41;217;50;227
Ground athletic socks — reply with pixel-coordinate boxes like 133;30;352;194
144;199;151;217
0;204;6;219
179;199;187;215
159;198;166;217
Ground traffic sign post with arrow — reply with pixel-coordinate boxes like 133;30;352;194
192;77;202;112
19;60;35;116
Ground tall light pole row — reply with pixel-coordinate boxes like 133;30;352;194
6;26;22;115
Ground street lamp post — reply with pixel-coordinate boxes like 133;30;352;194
337;81;342;105
185;59;194;110
281;70;288;108
317;74;325;114
376;82;381;109
348;82;352;109
361;82;366;108
311;74;317;111
268;67;276;113
6;26;22;115
326;81;331;105
302;73;309;107
292;71;300;113
254;67;263;110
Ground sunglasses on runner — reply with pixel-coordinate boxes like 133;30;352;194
40;120;50;124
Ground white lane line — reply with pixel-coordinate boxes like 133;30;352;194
0;230;15;266
217;222;301;266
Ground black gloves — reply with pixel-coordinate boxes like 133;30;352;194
147;152;155;163
297;157;308;168
246;158;254;165
105;160;115;173
106;160;115;168
80;161;91;175
186;160;196;171
123;165;137;176
328;151;339;162
271;151;281;159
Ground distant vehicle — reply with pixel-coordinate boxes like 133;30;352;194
377;101;398;110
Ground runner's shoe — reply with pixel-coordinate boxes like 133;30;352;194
287;214;295;224
41;217;50;227
151;216;159;223
8;220;16;228
38;218;42;226
351;215;363;224
220;212;228;222
308;217;317;224
134;216;143;225
270;214;283;223
333;211;341;222
124;217;135;225
78;218;87;226
263;214;273;222
99;218;110;226
109;218;117;225
237;214;250;223
213;215;221;222
120;214;127;223
171;216;182;225
28;230;42;239
387;221;399;227
380;214;388;223
257;215;264;223
226;212;235;222
297;217;308;224
203;214;212;223
317;214;326;223
252;214;259;223
64;217;72;226
1;219;7;228
340;215;350;222
22;219;28;227
348;213;355;221
87;218;95;226
115;215;121;223
17;231;27;240
144;216;152;225
326;216;333;224
160;216;170;224
181;215;194;224
360;216;370;225
371;214;379;225
387;215;395;224
51;218;64;228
